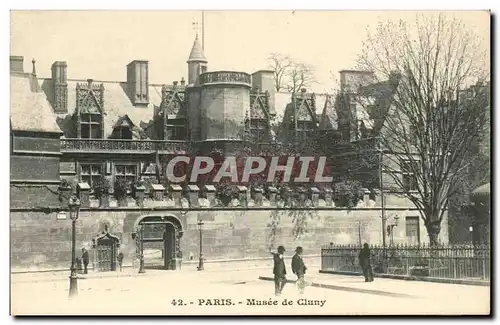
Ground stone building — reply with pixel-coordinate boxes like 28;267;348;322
10;35;446;272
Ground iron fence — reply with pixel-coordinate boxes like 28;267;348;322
321;243;491;281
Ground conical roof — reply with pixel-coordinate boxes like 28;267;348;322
187;34;207;63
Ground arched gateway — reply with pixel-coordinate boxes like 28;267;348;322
135;215;184;270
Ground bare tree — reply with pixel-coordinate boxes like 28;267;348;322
286;62;318;93
267;53;292;92
267;53;317;93
357;14;489;246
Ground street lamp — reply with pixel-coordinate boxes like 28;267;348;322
197;219;204;271
132;224;146;274
387;215;400;246
469;225;474;245
68;195;81;299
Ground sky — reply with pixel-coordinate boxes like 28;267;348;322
10;10;490;93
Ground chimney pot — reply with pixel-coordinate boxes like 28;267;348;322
87;79;93;87
10;56;24;73
180;77;186;86
301;88;307;93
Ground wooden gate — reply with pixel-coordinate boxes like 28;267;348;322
92;232;120;272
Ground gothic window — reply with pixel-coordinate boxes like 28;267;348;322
247;119;268;143
167;119;187;140
80;164;102;188
81;113;102;139
115;165;137;189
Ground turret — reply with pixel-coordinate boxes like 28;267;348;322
187;34;208;85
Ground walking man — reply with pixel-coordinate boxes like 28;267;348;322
117;251;124;272
359;243;374;282
291;246;307;294
271;245;287;296
81;248;89;274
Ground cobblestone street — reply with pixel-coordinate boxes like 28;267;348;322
11;267;490;315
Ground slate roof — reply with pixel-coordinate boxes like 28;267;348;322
10;73;62;133
187;34;207;63
40;78;164;139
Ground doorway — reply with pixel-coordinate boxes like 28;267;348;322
163;224;176;269
138;215;183;270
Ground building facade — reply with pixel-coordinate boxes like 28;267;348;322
10;36;446;272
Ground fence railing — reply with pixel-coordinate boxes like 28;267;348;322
321;244;491;281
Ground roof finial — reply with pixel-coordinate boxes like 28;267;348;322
192;21;200;38
31;58;36;77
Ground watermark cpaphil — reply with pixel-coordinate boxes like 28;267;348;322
162;154;333;185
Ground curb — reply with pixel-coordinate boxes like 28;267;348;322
257;276;413;298
11;255;321;275
318;270;490;287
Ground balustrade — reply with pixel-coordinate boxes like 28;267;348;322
60;138;188;154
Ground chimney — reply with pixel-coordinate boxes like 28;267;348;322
10;56;24;73
251;70;275;114
180;77;186;86
127;60;149;106
51;61;68;113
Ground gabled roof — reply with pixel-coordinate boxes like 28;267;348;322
187;34;207;63
11;74;62;133
472;183;490;196
356;80;398;132
319;95;338;130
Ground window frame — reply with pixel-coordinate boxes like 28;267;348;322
80;113;102;139
401;159;419;192
80;163;103;190
114;164;138;192
405;216;421;245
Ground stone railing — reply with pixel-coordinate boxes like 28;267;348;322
60;138;189;154
199;71;252;86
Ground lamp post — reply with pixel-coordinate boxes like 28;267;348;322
132;224;146;274
68;195;81;299
469;225;474;245
197;219;204;271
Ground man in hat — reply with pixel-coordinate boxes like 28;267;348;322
271;245;287;296
81;248;89;274
292;246;307;294
359;243;374;282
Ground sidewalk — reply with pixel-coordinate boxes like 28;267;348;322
258;272;491;300
11;256;321;284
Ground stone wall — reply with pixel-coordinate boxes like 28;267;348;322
10;203;447;272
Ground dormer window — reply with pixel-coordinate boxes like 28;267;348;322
81;113;102;139
113;126;132;139
111;115;135;139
